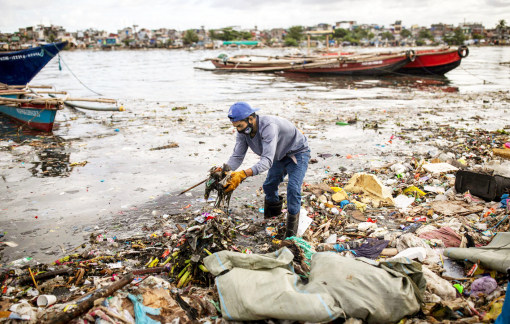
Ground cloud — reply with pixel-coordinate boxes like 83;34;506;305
0;0;508;33
486;0;510;7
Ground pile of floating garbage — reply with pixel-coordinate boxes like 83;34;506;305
1;130;510;323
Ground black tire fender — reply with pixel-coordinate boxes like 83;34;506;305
406;49;416;62
458;45;469;58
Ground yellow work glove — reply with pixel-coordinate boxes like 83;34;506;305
224;170;247;193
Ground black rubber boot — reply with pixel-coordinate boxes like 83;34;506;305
285;212;299;239
264;196;283;219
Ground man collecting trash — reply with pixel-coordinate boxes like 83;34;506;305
223;101;310;238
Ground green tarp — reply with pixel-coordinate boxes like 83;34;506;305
444;232;510;273
204;247;424;323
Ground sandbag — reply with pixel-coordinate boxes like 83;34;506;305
204;248;423;323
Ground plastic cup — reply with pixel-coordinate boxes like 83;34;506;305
37;295;57;307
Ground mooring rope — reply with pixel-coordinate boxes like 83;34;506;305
46;43;103;96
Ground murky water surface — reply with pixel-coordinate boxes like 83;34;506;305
1;46;509;263
30;46;510;101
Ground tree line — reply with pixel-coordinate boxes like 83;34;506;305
180;19;507;46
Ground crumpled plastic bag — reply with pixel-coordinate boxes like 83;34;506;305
394;195;415;210
353;200;367;212
396;233;440;264
391;163;407;175
358;222;377;232
422;266;457;301
340;200;350;209
391;247;427;262
128;293;161;324
484;301;503;321
470;276;498;296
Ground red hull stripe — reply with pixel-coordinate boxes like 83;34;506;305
1;114;54;132
403;51;461;68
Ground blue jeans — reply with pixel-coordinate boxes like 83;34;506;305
263;150;310;215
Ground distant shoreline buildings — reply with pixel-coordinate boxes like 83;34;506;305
0;20;508;51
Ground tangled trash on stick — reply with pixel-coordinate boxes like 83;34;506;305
204;163;233;210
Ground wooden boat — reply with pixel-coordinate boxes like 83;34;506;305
205;54;314;70
284;51;414;75
396;46;468;75
0;84;117;132
202;50;415;75
0;42;67;86
0;88;64;132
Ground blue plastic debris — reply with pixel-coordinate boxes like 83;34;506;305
128;293;161;324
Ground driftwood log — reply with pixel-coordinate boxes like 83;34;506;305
18;268;73;285
132;266;170;275
40;272;134;324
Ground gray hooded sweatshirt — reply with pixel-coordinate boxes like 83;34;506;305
227;115;309;175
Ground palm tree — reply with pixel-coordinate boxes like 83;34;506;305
497;20;507;40
497;19;507;30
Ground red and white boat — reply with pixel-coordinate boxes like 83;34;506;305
285;51;414;75
202;50;415;76
397;46;469;75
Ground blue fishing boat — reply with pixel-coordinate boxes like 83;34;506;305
0;89;63;132
0;42;67;86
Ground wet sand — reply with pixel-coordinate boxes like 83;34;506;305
1;47;510;263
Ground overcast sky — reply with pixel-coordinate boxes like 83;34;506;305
1;0;508;33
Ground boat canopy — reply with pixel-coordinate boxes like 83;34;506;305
223;41;259;46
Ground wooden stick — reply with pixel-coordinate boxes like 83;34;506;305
5;85;53;89
28;90;68;94
18;268;73;284
132;266;170;275
441;275;473;281
0;94;118;105
42;273;134;324
178;178;208;196
0;91;27;95
67;98;116;104
341;232;368;238
28;267;39;291
0;97;64;104
26;85;54;89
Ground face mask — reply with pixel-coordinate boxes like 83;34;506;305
237;121;253;135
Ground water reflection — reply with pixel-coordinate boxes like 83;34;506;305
0;117;54;140
279;73;458;92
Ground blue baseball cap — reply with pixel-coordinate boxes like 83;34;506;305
228;102;260;122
